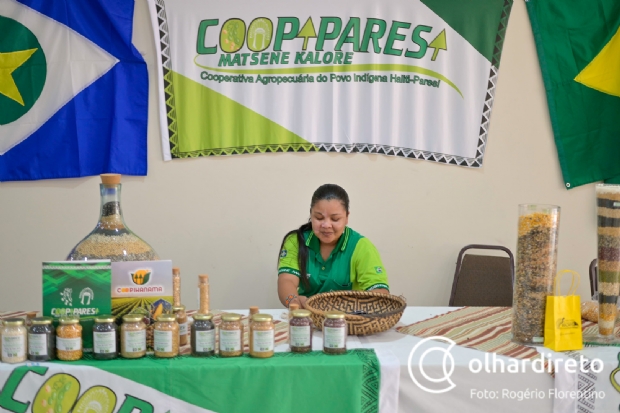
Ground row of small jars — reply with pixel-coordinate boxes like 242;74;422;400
289;309;347;355
0;316;84;363
0;309;347;363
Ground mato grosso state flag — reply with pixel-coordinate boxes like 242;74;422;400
0;0;147;182
527;0;620;189
149;0;513;166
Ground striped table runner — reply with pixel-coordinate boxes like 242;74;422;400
396;307;543;360
396;306;620;359
1;310;290;355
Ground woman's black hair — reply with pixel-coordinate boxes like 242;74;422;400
278;184;350;291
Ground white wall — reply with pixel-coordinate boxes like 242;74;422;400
0;0;597;312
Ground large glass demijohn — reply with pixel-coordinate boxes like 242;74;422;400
67;174;159;261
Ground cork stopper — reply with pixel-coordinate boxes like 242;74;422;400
100;173;121;186
249;306;259;315
198;274;209;283
289;304;300;311
172;267;180;275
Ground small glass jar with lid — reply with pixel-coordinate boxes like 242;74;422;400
290;309;313;353
153;314;179;358
28;317;55;361
172;305;189;346
121;314;147;359
219;313;243;357
191;313;215;357
56;316;83;361
93;315;118;360
250;314;275;358
2;318;27;364
323;311;347;355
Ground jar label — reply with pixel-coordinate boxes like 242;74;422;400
252;330;274;353
179;322;188;337
195;330;215;352
2;335;26;359
57;337;81;351
324;326;346;349
154;330;173;353
220;330;241;352
124;330;146;352
290;326;311;347
28;334;48;356
533;336;544;343
94;331;117;354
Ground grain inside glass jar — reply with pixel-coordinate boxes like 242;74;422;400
596;184;620;336
250;314;275;358
154;314;179;358
198;274;210;314
93;315;118;360
172;267;182;306
28;317;55;361
173;305;189;346
121;314;147;358
323;311;347;354
2;318;27;364
191;313;215;357
290;309;313;353
56;316;83;361
512;205;559;345
219;313;243;357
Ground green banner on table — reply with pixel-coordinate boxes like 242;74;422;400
0;350;379;413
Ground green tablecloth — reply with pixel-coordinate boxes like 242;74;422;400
0;350;379;413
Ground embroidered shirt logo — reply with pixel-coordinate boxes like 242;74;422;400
280;249;287;258
375;266;383;274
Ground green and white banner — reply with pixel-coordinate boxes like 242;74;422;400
148;0;512;166
0;350;380;413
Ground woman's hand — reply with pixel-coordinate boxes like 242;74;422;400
290;295;308;309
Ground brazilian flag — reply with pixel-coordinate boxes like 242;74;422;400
527;0;620;189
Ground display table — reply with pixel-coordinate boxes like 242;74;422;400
2;308;619;413
0;309;397;413
358;307;620;413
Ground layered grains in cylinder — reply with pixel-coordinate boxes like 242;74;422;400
596;185;620;336
512;205;560;345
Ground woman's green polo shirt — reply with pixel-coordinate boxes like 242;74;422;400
278;227;389;296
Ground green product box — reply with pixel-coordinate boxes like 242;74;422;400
42;260;112;352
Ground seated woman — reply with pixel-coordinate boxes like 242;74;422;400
277;184;389;309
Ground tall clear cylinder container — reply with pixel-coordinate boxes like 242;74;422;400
596;184;620;337
67;174;158;261
512;204;560;345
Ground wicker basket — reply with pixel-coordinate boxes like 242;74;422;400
305;290;407;336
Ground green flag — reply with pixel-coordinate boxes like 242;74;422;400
527;0;620;189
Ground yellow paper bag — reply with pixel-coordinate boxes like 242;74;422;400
544;269;583;351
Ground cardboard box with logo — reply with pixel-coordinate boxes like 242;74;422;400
111;260;173;328
42;260;112;351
